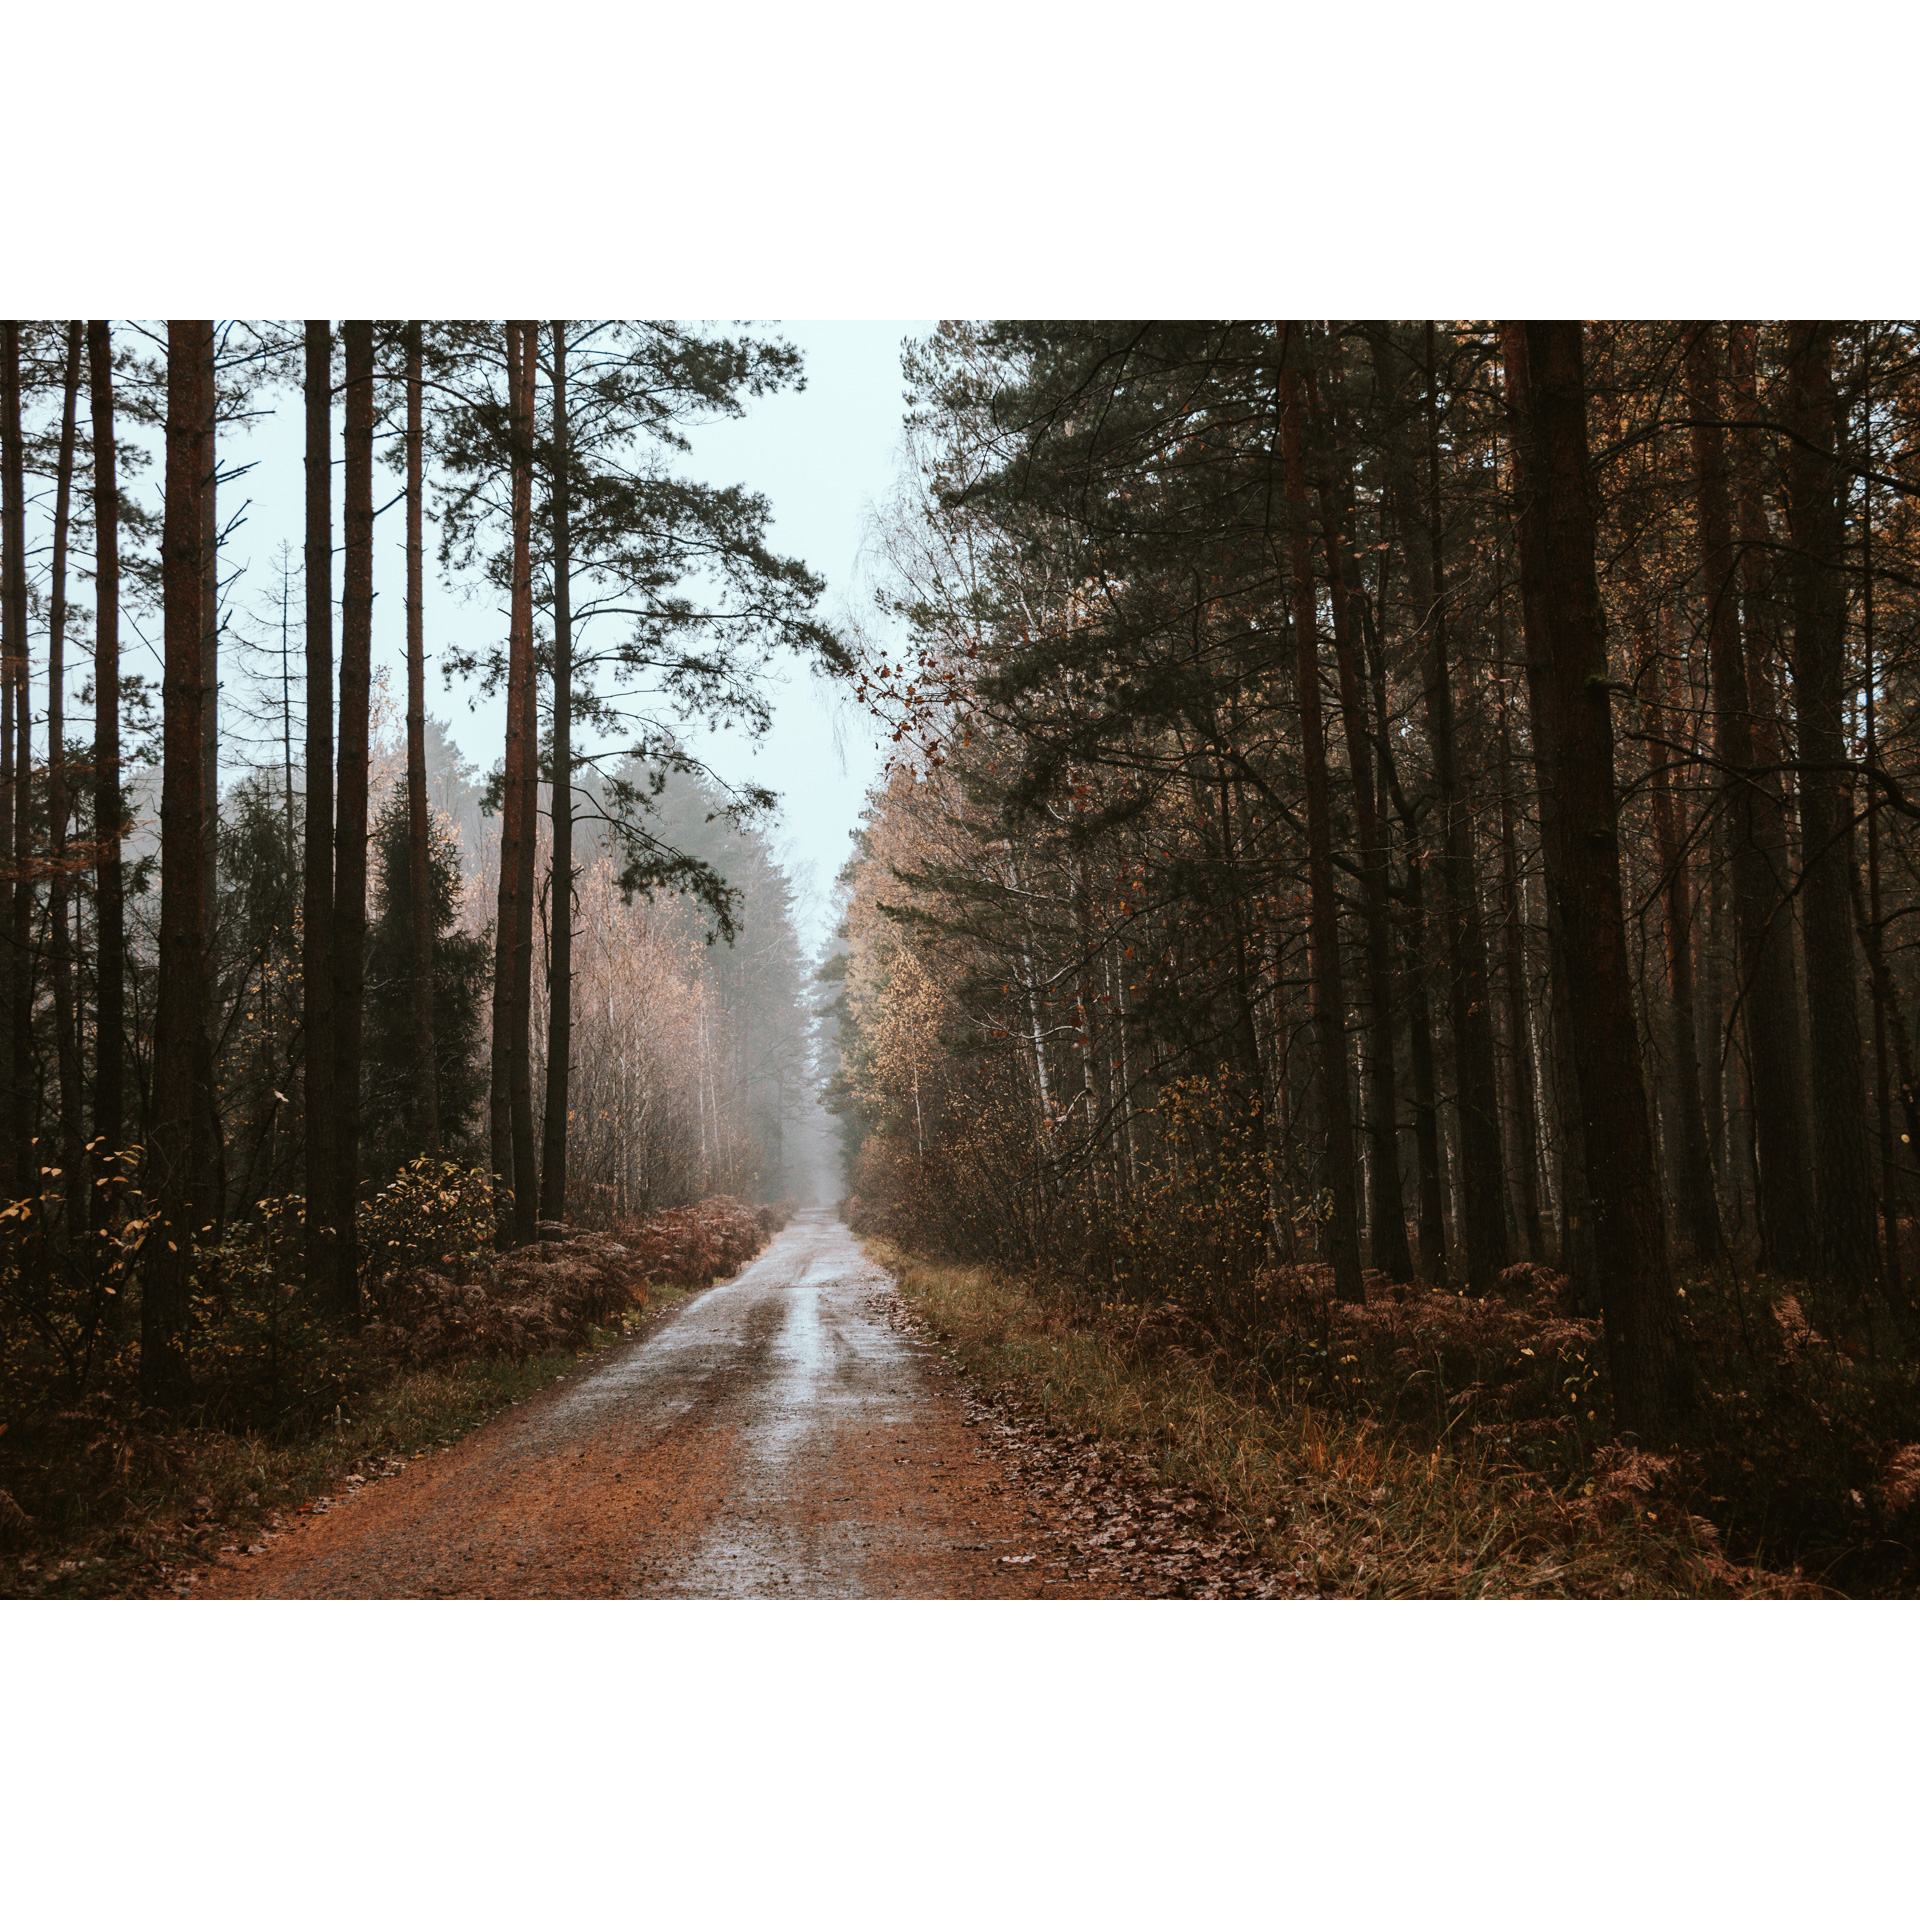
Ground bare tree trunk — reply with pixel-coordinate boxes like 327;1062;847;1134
510;328;540;1244
87;322;127;1191
1685;323;1814;1277
1280;337;1363;1303
0;323;26;1197
199;324;219;949
331;320;375;1316
490;325;526;1211
403;321;439;1153
302;322;338;1301
48;324;83;1234
192;326;225;1240
143;321;213;1408
492;322;540;1244
1361;581;1447;1281
1859;381;1903;1297
1489;341;1599;1306
1421;323;1509;1291
1505;319;1690;1442
1309;349;1415;1287
540;320;574;1222
1782;319;1877;1308
1491;572;1547;1261
1625;539;1722;1259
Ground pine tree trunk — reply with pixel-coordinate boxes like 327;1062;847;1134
302;322;338;1302
143;321;213;1408
192;324;224;1240
1624;538;1722;1259
509;327;540;1245
1700;827;1733;1216
1725;324;1818;1159
331;319;375;1316
1491;328;1598;1305
1862;775;1904;1295
1491;578;1547;1261
48;324;83;1235
200;324;219;949
1859;411;1904;1296
1493;694;1547;1263
1361;582;1447;1281
403;320;439;1153
540;320;574;1223
1684;323;1815;1277
1308;351;1415;1287
87;322;127;1193
1420;323;1509;1292
492;322;539;1244
0;324;26;1198
1543;874;1601;1310
489;324;525;1211
1781;319;1877;1307
1505;319;1690;1441
1280;339;1363;1303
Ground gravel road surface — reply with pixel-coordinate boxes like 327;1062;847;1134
197;1210;1069;1599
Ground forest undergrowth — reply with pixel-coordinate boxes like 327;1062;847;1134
865;1223;1920;1598
0;1163;789;1597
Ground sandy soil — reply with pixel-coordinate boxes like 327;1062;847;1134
192;1211;1280;1600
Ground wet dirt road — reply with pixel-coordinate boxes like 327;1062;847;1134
197;1210;1069;1599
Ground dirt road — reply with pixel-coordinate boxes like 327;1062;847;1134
198;1210;1083;1599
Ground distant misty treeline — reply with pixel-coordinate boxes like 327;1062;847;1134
109;717;832;1229
0;321;849;1408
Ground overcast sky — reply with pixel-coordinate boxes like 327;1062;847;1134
195;319;924;952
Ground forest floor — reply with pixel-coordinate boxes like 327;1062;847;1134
5;1298;690;1600
874;1244;1827;1597
185;1210;1277;1599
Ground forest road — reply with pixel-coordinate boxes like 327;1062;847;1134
193;1210;1069;1599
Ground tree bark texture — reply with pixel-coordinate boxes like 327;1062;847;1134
492;322;540;1244
1491;588;1547;1262
1505;319;1690;1442
199;324;219;940
404;320;440;1153
540;320;574;1222
1781;319;1877;1305
0;324;26;1196
1361;578;1448;1282
1684;323;1814;1276
302;322;338;1302
48;324;83;1233
1280;337;1364;1304
1623;538;1722;1259
1420;323;1509;1292
143;321;214;1408
331;319;376;1316
88;322;127;1175
1307;349;1416;1287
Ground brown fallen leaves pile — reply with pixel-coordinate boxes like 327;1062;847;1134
876;1283;1290;1597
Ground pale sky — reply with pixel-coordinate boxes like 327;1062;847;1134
195;319;923;952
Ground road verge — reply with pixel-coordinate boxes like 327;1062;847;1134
868;1238;1809;1597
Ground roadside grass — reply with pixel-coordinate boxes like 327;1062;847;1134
870;1239;1805;1598
1;1285;693;1601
